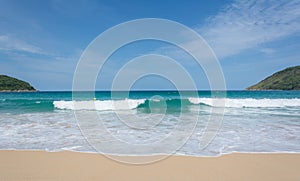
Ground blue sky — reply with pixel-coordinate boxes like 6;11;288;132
0;0;300;90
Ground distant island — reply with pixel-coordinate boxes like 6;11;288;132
247;66;300;90
0;75;36;92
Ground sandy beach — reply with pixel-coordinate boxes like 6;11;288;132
0;150;299;180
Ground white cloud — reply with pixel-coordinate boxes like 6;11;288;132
0;35;43;54
260;48;275;55
198;0;300;58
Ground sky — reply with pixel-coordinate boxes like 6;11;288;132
0;0;300;90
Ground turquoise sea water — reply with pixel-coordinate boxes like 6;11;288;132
0;91;300;156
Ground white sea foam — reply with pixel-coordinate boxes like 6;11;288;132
151;99;161;102
188;98;300;108
1;102;300;156
53;99;146;110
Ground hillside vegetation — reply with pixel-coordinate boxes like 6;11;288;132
247;66;300;90
0;75;36;91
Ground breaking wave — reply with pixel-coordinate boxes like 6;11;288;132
53;99;146;110
53;98;300;111
188;98;300;108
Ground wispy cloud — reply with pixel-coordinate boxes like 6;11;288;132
260;48;275;55
199;0;300;58
0;35;43;54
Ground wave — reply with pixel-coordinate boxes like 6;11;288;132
53;99;146;111
188;98;300;108
54;98;193;111
53;98;300;111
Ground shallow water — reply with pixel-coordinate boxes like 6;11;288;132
0;91;300;156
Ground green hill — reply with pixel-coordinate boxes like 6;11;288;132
247;66;300;90
0;75;36;92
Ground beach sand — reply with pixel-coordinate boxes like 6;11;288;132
0;150;300;180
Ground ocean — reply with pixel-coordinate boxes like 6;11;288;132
0;91;300;156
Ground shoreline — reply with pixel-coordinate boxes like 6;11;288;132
2;148;300;157
0;90;37;92
1;150;300;180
